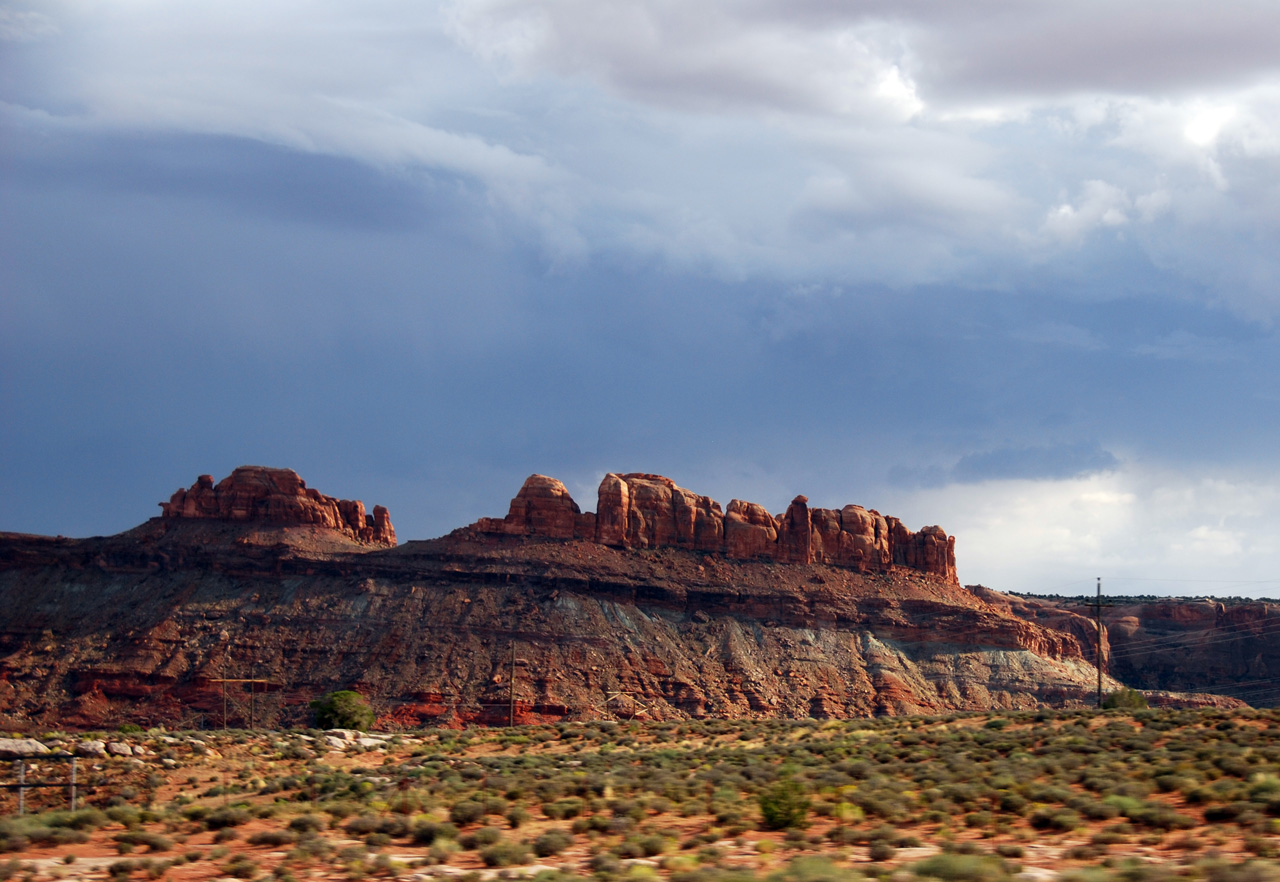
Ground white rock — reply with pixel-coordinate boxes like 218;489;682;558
0;738;51;759
1016;871;1060;882
76;740;108;757
106;742;134;757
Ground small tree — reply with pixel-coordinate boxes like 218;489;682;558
311;690;375;730
1102;688;1148;710
759;778;811;830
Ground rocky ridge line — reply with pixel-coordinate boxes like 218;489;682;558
160;466;396;546
473;473;957;582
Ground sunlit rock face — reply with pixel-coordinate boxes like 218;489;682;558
161;466;395;546
477;471;956;582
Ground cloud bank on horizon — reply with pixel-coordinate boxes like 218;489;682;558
4;0;1280;596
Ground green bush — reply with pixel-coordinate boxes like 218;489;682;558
544;797;586;820
1103;689;1149;710
869;841;896;861
766;856;855;882
204;808;250;830
759;779;811;830
113;832;172;853
459;826;502;850
450;800;486;826
533;830;574;858
221;855;258;879
287;815;324;834
479;841;530;867
911;853;1012;882
411;822;458;846
310;690;375;731
1028;808;1081;831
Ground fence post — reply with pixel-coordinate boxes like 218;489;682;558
16;760;24;816
70;756;77;811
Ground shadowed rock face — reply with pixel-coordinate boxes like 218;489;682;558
477;473;956;582
979;589;1280;706
161;467;396;547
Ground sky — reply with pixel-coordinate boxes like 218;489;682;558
4;1;1280;598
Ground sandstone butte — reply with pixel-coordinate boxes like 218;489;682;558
472;473;957;582
160;466;396;547
0;466;1254;731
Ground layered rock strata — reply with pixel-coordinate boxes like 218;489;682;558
983;591;1280;704
0;524;1115;730
477;473;956;582
0;465;1243;731
161;466;395;546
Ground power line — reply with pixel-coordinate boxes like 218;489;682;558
1097;619;1280;662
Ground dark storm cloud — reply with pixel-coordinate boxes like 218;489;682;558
4;128;437;231
5;1;1280;592
6;125;1278;546
951;443;1119;483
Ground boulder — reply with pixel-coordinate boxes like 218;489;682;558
0;738;51;759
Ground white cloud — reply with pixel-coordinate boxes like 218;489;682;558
890;464;1280;596
445;0;927;122
1041;180;1130;243
1184;104;1237;146
0;6;57;41
8;0;1280;310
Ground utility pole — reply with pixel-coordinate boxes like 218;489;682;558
222;657;228;730
1096;577;1103;708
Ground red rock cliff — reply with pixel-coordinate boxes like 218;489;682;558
160;466;396;546
477;472;957;582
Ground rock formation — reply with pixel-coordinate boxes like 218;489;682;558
0;466;1246;731
475;475;595;540
161;466;395;546
476;472;957;582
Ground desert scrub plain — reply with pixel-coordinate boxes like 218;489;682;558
4;709;1280;882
